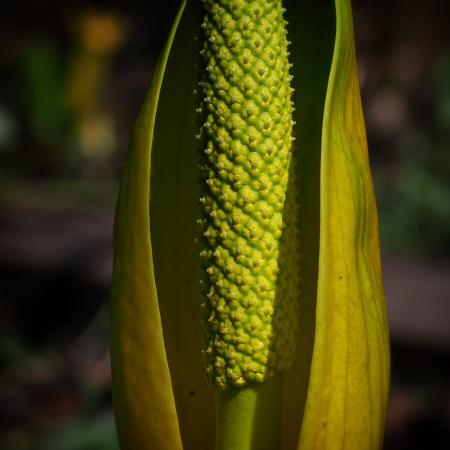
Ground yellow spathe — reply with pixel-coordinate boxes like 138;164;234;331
110;1;390;449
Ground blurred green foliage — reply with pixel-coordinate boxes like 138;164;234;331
376;161;450;256
0;415;119;450
20;39;65;144
374;49;450;257
43;416;119;450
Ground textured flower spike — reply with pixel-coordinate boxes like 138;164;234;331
110;1;390;450
199;0;300;391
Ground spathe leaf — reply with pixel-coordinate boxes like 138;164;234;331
111;1;214;449
111;1;390;449
296;0;390;447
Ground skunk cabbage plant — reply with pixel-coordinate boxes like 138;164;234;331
110;0;390;449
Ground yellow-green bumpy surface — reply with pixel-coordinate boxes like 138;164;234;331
199;0;301;390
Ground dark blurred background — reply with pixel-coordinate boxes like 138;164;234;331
0;0;449;449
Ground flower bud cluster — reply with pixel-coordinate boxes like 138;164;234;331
199;0;301;390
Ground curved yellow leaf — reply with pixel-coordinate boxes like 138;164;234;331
110;2;185;449
111;1;215;449
297;0;390;449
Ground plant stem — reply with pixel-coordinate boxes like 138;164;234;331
215;375;282;450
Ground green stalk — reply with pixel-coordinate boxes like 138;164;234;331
216;376;283;450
